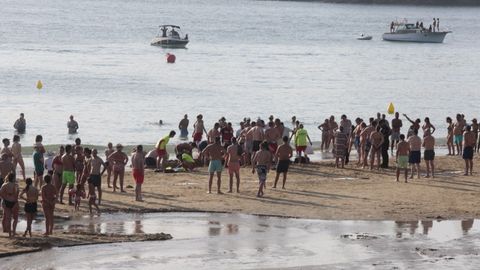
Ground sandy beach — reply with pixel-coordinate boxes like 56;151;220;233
1;155;478;257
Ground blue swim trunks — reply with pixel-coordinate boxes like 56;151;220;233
454;135;463;144
208;160;223;173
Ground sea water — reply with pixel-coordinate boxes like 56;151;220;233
1;0;479;146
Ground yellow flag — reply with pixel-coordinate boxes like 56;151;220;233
387;102;395;115
36;80;43;90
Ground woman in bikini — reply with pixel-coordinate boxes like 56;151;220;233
446;117;455;156
52;146;64;194
422;117;436;136
0;173;19;237
19;178;39;237
318;119;330;151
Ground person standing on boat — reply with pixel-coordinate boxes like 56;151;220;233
390;21;395;33
437;18;440;32
432;18;437;32
161;26;167;37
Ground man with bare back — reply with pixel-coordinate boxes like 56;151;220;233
422;130;435;178
41;175;56;236
453;114;465;156
407;129;422;179
396;134;410;182
87;149;107;204
252;141;272;197
265;121;281;154
369;126;384;170
463;125;475;176
193;114;207;144
60;144;75;205
11;135;25;181
202;137;225;194
391;112;403;152
273;136;293;189
207;123;221;144
247;121;265;153
360;119;375;168
131;145;145;201
108;144;129;192
225;137;242;193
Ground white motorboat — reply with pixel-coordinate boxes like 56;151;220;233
357;34;372;40
151;25;189;48
382;22;450;43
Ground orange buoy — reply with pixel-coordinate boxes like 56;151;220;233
166;53;176;63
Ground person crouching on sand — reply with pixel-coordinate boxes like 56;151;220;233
131;145;145;201
252;141;272;197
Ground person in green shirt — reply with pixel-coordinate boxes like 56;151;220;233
295;124;312;159
156;130;176;171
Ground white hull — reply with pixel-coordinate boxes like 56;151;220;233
382;32;449;43
151;37;189;48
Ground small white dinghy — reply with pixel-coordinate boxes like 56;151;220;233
357;34;373;40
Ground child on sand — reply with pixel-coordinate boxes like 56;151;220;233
88;183;100;214
396;134;410;183
73;183;86;211
252;141;272;197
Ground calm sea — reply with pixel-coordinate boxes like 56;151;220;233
1;0;479;146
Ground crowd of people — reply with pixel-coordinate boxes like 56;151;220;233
0;111;478;237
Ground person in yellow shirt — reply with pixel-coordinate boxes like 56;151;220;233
156;131;176;172
295;124;312;159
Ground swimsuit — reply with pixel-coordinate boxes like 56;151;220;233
3;199;17;209
132;169;144;184
463;146;474;160
24;202;37;213
397;155;408;169
276;159;290;173
62;170;75;185
88;174;101;187
409;151;421;164
424;150;435;161
256;165;268;183
208;160;223;173
454;134;463;144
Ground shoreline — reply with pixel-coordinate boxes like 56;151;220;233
279;0;480;6
2;156;479;257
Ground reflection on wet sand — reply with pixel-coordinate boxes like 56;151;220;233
395;219;475;237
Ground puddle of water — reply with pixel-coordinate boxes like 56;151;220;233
5;213;480;269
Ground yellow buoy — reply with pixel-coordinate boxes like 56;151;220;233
387;102;395;115
36;80;43;90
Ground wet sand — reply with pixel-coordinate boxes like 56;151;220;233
50;155;479;221
1;155;479;257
